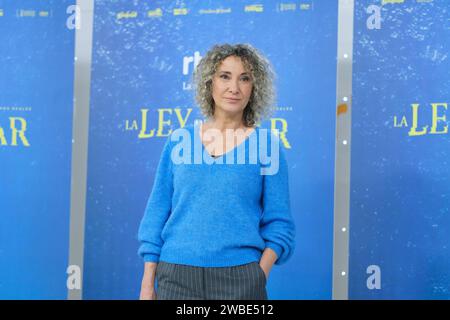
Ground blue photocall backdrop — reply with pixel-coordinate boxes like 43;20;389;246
83;0;338;299
2;0;447;300
0;0;75;299
350;0;450;299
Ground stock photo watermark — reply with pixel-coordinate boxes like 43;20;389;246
67;265;82;290
367;265;381;290
66;5;81;30
168;125;281;176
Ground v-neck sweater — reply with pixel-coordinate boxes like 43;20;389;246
138;122;296;267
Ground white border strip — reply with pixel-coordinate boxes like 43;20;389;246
68;0;94;300
332;0;355;300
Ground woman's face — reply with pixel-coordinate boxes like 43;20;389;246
211;55;253;118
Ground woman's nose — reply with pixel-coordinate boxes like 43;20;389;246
228;80;240;94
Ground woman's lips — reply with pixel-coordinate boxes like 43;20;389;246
224;98;241;103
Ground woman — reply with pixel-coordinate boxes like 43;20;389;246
138;43;295;300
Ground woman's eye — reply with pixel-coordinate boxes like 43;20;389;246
220;74;229;79
241;77;251;82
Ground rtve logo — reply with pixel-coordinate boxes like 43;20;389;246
182;51;202;76
182;51;202;91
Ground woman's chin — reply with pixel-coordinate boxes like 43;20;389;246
218;104;245;114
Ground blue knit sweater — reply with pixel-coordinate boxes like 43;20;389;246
138;122;295;267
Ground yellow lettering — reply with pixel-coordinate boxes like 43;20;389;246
0;127;7;145
10;117;30;146
408;104;428;136
138;109;154;138
270;118;291;149
429;103;448;134
125;120;138;130
157;108;173;137
174;108;192;128
394;115;408;127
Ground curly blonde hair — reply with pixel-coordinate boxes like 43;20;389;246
193;43;276;127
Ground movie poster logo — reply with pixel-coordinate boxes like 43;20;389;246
0;106;31;147
393;102;448;136
123;107;292;149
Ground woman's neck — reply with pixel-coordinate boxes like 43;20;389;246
204;118;251;132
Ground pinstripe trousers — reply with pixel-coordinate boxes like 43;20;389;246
155;261;268;300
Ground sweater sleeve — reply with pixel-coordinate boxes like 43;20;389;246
137;136;174;263
259;134;296;265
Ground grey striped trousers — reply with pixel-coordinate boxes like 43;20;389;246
155;261;268;300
